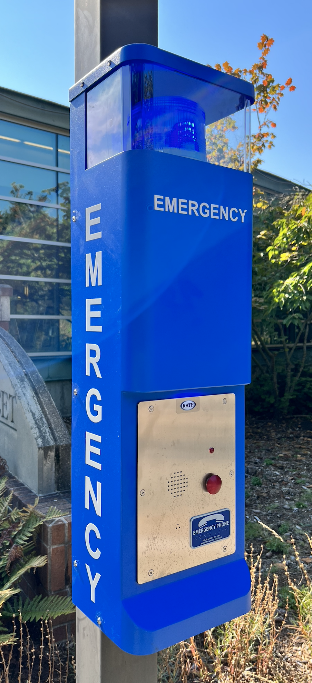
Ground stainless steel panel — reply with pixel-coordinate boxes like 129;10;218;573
137;394;236;584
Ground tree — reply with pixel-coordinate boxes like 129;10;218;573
251;190;312;415
206;35;312;416
206;34;296;170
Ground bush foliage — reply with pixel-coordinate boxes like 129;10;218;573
0;477;74;644
248;190;312;416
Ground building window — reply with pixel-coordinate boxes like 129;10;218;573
0;119;71;355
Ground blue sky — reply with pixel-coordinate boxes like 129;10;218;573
0;0;311;185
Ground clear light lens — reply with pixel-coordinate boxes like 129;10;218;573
87;62;250;171
132;96;206;161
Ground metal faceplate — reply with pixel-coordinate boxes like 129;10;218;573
137;393;236;584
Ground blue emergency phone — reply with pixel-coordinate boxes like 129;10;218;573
70;44;254;655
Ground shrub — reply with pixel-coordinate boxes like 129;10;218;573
0;477;74;643
251;476;262;486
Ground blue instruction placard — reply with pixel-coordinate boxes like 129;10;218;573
191;509;230;548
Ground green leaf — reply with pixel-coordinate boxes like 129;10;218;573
3;594;75;623
3;556;47;590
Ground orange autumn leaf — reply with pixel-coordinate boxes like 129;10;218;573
222;61;233;73
302;207;306;216
211;34;296;170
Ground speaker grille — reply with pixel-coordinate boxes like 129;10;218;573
168;471;188;497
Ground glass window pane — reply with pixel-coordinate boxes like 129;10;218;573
9;318;72;353
58;208;70;243
0;241;70;279
58;172;70;206
0;120;56;166
0;279;71;316
57;173;70;241
57;135;70;170
0;199;58;240
0;160;57;203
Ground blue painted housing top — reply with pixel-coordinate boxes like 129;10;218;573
69;43;255;105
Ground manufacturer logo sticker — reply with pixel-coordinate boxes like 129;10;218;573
190;509;230;548
181;400;196;411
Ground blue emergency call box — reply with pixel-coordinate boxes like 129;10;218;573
69;44;255;655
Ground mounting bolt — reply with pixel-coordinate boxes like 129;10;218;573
73;388;78;396
223;398;227;404
229;470;234;477
97;617;101;625
80;81;84;87
107;60;112;66
148;569;154;577
140;489;145;496
148;405;154;412
73;560;78;567
72;215;76;222
223;546;227;552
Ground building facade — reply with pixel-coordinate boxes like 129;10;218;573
0;86;309;417
0;86;71;414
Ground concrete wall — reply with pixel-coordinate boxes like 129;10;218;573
32;356;72;417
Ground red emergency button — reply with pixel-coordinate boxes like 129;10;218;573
205;474;222;494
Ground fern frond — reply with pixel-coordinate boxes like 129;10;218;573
9;507;21;523
3;555;47;589
11;507;62;547
3;595;75;622
0;482;72;632
0;588;20;609
1;594;23;616
0;477;8;497
12;511;42;546
0;632;16;645
43;507;63;521
0;493;12;522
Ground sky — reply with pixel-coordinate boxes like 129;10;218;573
0;0;311;186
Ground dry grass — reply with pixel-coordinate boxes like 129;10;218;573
0;618;75;683
158;533;312;682
1;531;312;681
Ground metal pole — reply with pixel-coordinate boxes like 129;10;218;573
76;609;158;683
74;2;158;679
75;0;158;82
